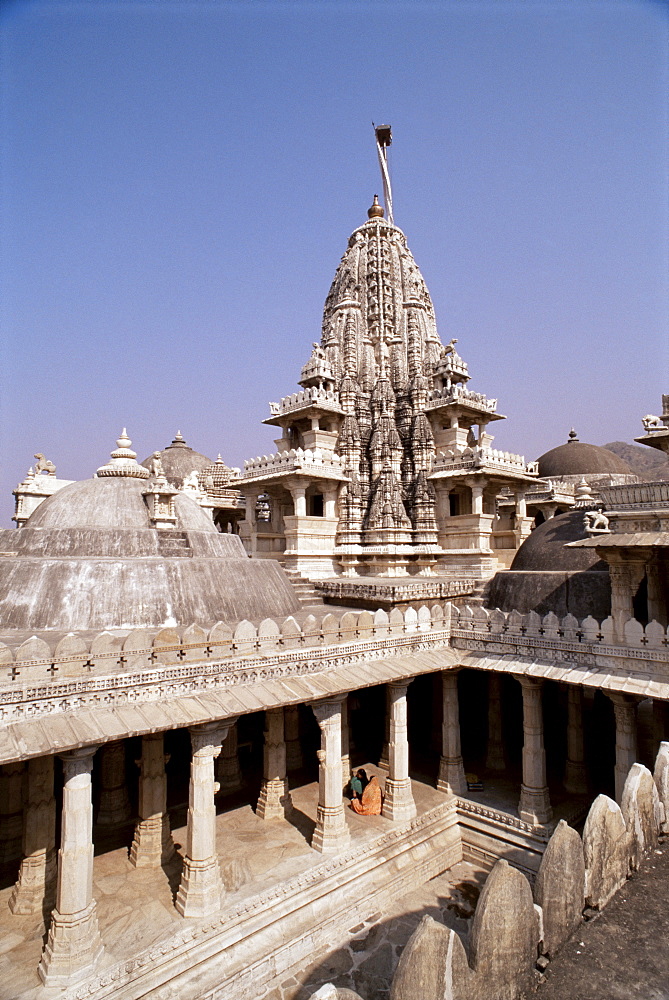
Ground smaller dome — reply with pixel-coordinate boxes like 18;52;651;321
141;432;214;488
511;509;606;573
537;433;632;479
199;455;236;497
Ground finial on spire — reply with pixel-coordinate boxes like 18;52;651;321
368;194;384;219
96;429;150;479
373;122;394;224
568;428;579;443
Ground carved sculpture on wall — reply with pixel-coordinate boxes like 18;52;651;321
33;454;56;476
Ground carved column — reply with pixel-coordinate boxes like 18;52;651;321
10;755;57;914
647;558;666;626
564;686;588;794
216;720;243;795
176;719;236;918
340;696;351;787
96;741;132;826
470;483;484;516
485;673;506;771
290;484;307;517
437;671;466;795
311;698;350;853
284;705;303;770
609;693;638;803
382;681;417;821
324;488;338;519
653;699;669;751
379;685;391;770
129;733;175;868
0;762;25;863
38;746;103;987
608;559;646;643
257;708;292;820
518;679;553;825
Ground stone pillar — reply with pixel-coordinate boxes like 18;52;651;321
609;693;638;803
382;681;417;821
10;755;57;914
284;705;303;770
340;696;351;787
176;719;236;918
96;740;132;826
216;720;243;795
290;484;307;517
515;490;527;520
38;746;103;987
564;686;588;794
647;559;667;626
129;733;175;868
518;679;553;825
608;559;646;643
485;673;506;771
257;708;292;820
324;488;338;519
0;762;25;863
311;698;350;853
437;671;466;795
243;491;259;557
378;685;391;770
471;483;484;516
653;699;669;750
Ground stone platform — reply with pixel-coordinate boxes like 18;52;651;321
315;577;476;610
0;771;579;1000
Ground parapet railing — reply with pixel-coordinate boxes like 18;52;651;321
242;447;347;480
268;387;343;417
2;602;669;689
0;604;452;684
450;605;669;653
426;386;498;412
432;447;538;476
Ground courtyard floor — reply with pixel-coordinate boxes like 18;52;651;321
0;767;586;1000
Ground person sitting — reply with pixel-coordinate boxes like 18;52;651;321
349;768;368;800
350;774;383;815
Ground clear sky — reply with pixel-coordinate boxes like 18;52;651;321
1;0;667;526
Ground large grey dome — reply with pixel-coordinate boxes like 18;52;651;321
510;509;606;573
0;433;300;631
486;509;610;620
537;435;633;479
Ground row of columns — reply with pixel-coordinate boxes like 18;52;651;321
6;689;418;986
5;676;657;987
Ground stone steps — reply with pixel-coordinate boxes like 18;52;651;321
281;569;323;606
157;531;192;558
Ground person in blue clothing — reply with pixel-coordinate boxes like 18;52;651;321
350;768;368;800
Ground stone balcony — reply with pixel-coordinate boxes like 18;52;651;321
426;385;499;415
266;387;344;420
599;481;669;510
241;448;349;483
431;446;539;478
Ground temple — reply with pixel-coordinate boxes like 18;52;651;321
239;190;538;586
1;132;668;1000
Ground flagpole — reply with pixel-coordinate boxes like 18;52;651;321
373;123;394;225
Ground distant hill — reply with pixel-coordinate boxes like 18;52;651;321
604;441;669;482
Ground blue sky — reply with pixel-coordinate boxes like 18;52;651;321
1;0;667;525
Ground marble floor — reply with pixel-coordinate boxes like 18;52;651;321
0;769;584;1000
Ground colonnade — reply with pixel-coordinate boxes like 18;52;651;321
2;671;664;988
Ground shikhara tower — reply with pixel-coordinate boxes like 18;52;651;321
240;135;537;580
